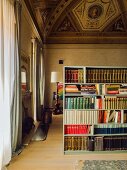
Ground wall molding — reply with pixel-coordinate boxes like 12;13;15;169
21;0;42;43
44;44;127;49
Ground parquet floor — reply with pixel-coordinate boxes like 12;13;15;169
8;114;127;170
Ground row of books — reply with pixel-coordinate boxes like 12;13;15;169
104;136;127;150
65;96;127;110
64;110;127;124
65;84;97;95
107;84;127;94
64;136;127;151
64;136;89;151
86;68;127;83
81;84;96;95
65;85;80;94
105;84;120;94
104;97;127;109
64;124;127;135
94;124;127;134
65;84;127;95
98;110;121;123
64;125;92;134
65;96;102;109
65;69;84;83
64;110;98;124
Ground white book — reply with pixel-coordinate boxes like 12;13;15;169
66;111;68;124
95;110;98;124
82;111;85;124
80;110;82;124
83;111;86;124
84;111;86;124
115;111;118;123
91;125;94;135
121;110;124;123
106;110;110;123
77;110;80;124
89;110;91;124
70;110;73;124
74;110;76;124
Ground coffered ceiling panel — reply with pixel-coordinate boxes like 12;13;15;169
25;0;127;43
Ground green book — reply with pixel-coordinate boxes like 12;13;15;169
80;97;83;109
77;97;80;109
74;97;77;109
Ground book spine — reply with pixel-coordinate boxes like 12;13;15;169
64;136;89;151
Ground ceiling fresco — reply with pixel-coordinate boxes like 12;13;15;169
25;0;127;43
72;0;120;31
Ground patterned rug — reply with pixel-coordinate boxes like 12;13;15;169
74;160;127;170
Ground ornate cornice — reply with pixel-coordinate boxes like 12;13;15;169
25;0;127;44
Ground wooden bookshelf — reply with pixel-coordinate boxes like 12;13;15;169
63;66;127;154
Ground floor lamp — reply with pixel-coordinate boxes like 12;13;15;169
51;71;63;115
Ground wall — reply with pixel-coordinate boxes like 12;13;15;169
44;44;127;107
21;1;41;57
21;0;42;119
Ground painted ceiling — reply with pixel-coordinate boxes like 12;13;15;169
25;0;127;43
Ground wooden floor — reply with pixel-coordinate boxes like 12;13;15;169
8;114;127;170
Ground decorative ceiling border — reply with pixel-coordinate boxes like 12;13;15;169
44;0;74;36
72;0;121;31
46;35;127;44
24;0;43;42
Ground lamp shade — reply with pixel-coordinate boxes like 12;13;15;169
51;71;60;83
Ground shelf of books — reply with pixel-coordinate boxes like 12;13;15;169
63;66;127;154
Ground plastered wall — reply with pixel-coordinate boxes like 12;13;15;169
44;44;127;107
21;1;41;119
21;1;41;57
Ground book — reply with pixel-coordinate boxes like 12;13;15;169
65;85;80;93
94;136;103;151
105;84;120;94
88;137;94;151
81;84;97;95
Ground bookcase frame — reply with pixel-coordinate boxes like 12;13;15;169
63;66;127;154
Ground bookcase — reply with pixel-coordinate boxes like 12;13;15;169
63;66;127;154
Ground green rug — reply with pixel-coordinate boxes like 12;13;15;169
75;160;127;170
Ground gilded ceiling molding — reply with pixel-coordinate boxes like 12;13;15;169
100;0;110;3
112;18;125;32
27;0;127;44
72;0;121;31
104;16;126;32
24;0;43;42
55;16;77;32
86;0;111;3
46;33;127;44
116;1;127;30
40;8;52;24
44;0;74;36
